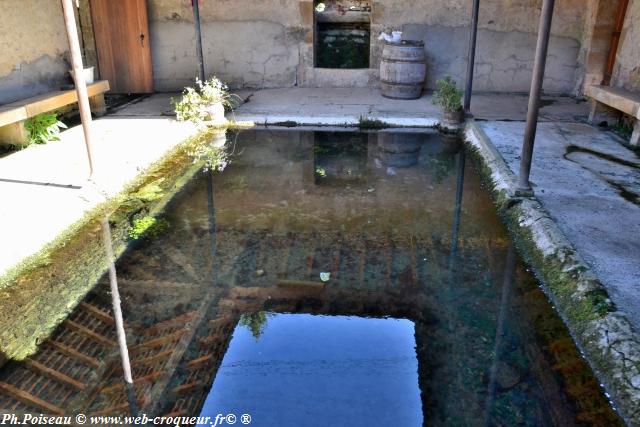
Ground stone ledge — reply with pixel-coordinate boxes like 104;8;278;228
465;121;640;425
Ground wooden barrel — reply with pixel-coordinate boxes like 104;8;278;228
380;40;426;100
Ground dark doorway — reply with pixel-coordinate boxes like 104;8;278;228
314;1;371;69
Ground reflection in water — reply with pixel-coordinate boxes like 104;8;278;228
0;129;622;426
483;244;516;426
198;314;423;427
238;312;271;339
99;217;137;416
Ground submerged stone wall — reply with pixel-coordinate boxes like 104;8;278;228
148;0;590;94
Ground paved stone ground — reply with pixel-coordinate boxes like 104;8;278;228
0;94;198;278
479;121;640;330
232;88;592;125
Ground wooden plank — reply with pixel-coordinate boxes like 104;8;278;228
47;340;101;368
186;354;212;368
131;348;174;367
99;371;163;394
0;106;27;127
0;81;109;129
79;302;115;326
172;381;201;395
277;279;326;290
586;85;640;119
143;290;217;415
23;81;110;117
0;381;64;415
64;319;117;348
23;359;86;391
3;81;108;111
90;0;153;93
129;330;185;354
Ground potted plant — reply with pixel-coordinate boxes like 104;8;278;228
173;77;237;126
432;76;464;128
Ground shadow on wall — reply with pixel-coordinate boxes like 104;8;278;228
0;56;69;105
402;24;581;94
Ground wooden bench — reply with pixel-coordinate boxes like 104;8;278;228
586;85;640;145
0;80;110;146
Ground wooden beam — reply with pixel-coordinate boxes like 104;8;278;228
64;320;117;348
79;302;115;326
172;381;202;395
48;340;101;368
0;381;64;415
186;354;212;368
131;348;174;367
24;359;86;390
129;330;185;354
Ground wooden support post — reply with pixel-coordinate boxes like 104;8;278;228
588;99;598;124
61;0;96;176
89;94;107;117
0;122;29;146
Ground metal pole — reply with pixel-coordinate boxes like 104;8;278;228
483;244;516;426
61;0;96;176
192;0;206;82
515;0;556;196
100;218;138;416
463;0;480;113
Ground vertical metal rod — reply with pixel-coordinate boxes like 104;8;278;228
100;218;138;416
449;149;466;263
516;0;556;196
61;0;95;176
463;0;481;113
483;244;516;426
192;0;205;82
207;168;217;276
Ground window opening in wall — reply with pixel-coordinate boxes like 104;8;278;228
314;0;371;69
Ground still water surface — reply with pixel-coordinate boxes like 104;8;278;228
0;129;622;426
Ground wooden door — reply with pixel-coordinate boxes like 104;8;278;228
90;0;153;93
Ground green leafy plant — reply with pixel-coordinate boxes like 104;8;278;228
186;133;232;172
358;116;390;129
612;118;634;138
240;311;272;339
172;77;239;124
24;113;67;145
432;76;463;112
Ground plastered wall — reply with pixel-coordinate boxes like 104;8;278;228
148;0;591;94
0;0;70;104
1;0;637;101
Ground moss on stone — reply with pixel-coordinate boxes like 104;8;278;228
0;127;228;361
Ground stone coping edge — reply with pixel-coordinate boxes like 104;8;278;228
464;121;640;425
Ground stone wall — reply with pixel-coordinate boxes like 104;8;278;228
613;0;640;91
148;0;590;94
0;0;70;104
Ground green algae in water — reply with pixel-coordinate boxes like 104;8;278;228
0;129;623;425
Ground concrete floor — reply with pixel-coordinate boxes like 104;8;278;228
479;121;640;329
232;88;592;125
0;95;198;278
